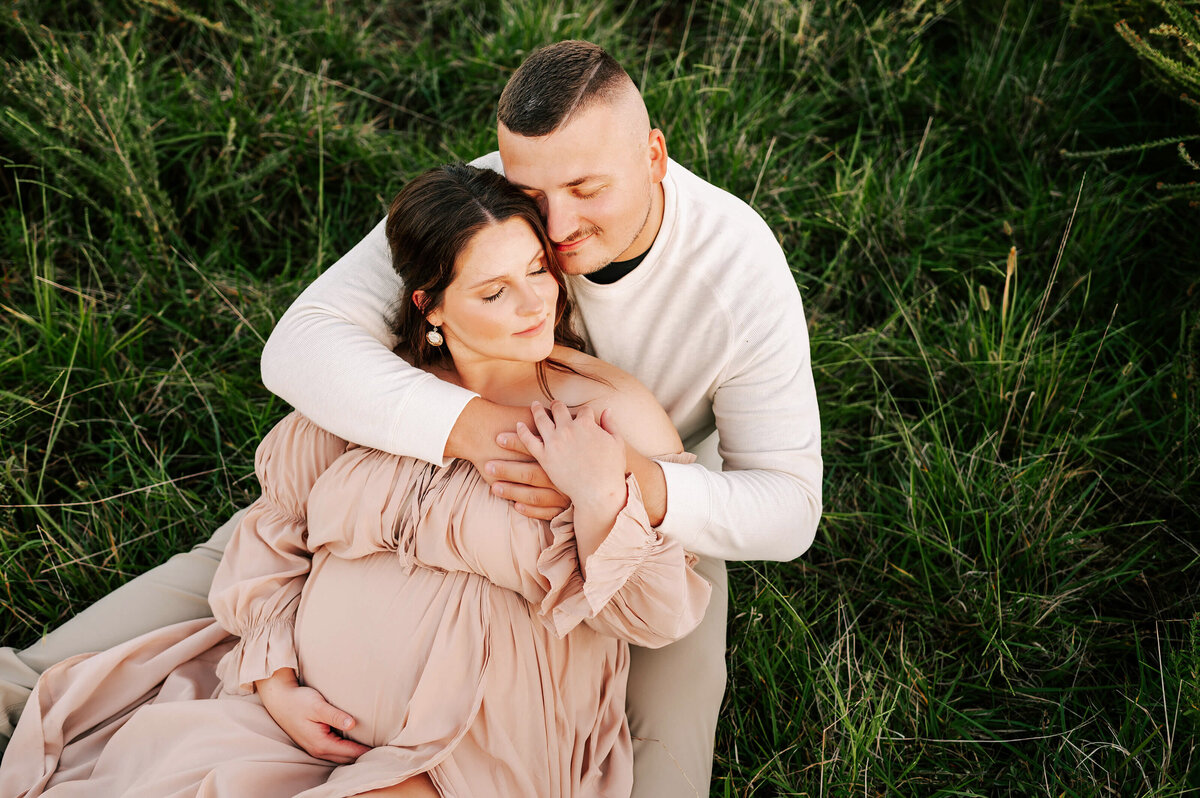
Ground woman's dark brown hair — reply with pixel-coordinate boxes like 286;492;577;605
386;163;591;396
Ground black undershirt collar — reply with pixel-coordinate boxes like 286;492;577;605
584;251;649;285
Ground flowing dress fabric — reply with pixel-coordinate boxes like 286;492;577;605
0;412;711;797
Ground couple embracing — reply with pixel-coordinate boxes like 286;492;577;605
0;40;821;797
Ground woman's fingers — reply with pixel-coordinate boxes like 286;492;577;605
530;401;556;439
514;421;543;456
550;400;574;427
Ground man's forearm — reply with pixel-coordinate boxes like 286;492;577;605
656;460;821;562
445;398;533;463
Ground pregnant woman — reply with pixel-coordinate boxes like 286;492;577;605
0;164;711;797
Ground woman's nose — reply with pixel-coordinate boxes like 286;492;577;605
515;281;544;315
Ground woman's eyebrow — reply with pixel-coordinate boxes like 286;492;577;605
466;252;542;289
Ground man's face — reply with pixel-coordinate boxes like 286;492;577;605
498;97;667;276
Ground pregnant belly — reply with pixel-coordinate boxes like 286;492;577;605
294;551;492;748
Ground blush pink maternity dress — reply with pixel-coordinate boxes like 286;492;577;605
0;412;711;797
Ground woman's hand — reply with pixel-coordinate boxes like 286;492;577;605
516;401;629;574
516;401;627;510
255;668;371;763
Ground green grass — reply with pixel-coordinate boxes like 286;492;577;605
2;0;1197;794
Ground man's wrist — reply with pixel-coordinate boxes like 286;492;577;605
445;397;534;463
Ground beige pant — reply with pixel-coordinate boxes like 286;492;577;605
0;513;727;797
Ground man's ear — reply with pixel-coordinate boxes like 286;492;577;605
648;128;668;184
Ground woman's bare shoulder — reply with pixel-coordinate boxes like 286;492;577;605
549;347;682;456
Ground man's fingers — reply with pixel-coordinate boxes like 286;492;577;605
494;482;568;511
513;502;563;521
496;430;532;456
488;459;554;490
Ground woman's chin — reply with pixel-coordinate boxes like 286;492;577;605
525;335;557;363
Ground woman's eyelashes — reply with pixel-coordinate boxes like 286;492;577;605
482;267;549;303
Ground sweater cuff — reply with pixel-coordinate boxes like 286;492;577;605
394;377;479;467
655;459;712;549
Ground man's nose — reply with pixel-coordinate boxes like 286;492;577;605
544;194;579;242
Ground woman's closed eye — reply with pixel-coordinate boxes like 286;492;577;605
483;268;549;302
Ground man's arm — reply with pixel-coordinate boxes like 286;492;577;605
260;217;476;464
656;234;822;563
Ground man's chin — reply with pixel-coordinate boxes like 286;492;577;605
558;254;610;277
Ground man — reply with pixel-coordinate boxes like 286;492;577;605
0;41;821;796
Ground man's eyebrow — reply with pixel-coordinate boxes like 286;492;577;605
508;175;606;191
465;252;544;289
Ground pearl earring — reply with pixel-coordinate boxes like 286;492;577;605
426;326;444;347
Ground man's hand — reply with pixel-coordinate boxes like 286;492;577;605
255;668;370;764
491;424;573;519
447;397;569;520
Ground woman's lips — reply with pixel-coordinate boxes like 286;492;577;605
515;318;548;337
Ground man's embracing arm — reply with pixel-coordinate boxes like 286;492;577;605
655;221;822;563
262;152;511;465
260;217;475;464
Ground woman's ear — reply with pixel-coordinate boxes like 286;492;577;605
413;290;442;326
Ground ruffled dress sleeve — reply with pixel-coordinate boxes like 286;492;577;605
534;455;712;647
208;411;349;694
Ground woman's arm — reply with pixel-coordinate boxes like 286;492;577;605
515;399;710;647
206;412;369;762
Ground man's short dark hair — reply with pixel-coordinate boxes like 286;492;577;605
498;41;631;137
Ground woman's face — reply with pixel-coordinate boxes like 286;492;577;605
425;217;559;367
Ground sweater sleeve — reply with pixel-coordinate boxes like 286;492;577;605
208;412;349;695
259;216;476;466
259;151;504;465
655;218;823;563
